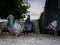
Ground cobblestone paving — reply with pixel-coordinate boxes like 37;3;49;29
0;34;60;45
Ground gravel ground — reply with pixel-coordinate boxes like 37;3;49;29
0;34;60;45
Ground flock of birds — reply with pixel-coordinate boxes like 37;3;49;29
0;15;32;37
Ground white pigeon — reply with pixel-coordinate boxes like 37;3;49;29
48;20;57;30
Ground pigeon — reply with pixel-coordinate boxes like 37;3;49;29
7;15;24;37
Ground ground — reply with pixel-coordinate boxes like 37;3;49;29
0;34;60;45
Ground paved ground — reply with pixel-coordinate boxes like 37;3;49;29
0;34;60;45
